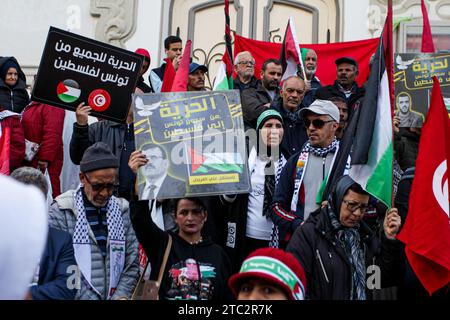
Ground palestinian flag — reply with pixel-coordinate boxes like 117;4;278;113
214;50;234;91
188;147;243;175
57;79;81;103
213;0;234;91
348;5;394;207
280;17;305;82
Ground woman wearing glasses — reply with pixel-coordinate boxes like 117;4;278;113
286;175;402;300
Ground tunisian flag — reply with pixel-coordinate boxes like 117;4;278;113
234;34;378;87
397;77;450;295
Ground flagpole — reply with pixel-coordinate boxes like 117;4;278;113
388;0;395;208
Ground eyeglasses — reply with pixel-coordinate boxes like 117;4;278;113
342;200;370;214
237;61;255;67
304;119;335;129
84;174;119;192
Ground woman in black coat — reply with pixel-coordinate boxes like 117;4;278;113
0;57;29;113
287;175;402;300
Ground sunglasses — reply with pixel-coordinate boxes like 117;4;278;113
304;119;334;129
84;174;119;192
342;200;370;214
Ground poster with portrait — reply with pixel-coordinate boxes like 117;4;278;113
133;90;251;200
32;26;143;123
394;53;450;127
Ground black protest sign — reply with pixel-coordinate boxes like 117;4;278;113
133;90;251;200
394;53;450;127
32;27;143;123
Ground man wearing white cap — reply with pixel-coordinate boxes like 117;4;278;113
271;99;340;245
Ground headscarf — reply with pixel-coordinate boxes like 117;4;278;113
0;60;19;82
0;57;24;88
256;109;283;157
326;175;367;300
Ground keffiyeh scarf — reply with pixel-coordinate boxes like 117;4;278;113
73;186;126;299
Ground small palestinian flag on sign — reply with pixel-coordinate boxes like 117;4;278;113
187;146;244;175
57;79;81;103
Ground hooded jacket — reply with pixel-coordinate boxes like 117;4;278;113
0;57;30;113
287;176;402;300
21;102;65;197
130;199;232;300
0;109;25;173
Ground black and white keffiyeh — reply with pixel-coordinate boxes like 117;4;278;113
73;185;125;299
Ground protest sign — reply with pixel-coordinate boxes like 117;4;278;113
133;90;250;200
394;53;450;127
32;27;142;123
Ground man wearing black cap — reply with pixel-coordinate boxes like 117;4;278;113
49;142;139;300
315;57;365;112
188;63;208;91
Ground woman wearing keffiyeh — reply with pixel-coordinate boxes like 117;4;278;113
221;110;289;272
286;175;402;300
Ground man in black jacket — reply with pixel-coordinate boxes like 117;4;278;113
233;51;259;93
315;57;365;114
70;103;135;201
270;75;308;156
241;59;282;129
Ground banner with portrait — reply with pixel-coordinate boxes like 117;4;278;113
394;53;450;127
133;90;251;200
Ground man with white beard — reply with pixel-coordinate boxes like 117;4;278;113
300;49;322;107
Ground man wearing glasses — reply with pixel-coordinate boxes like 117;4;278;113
270;75;308;156
233;51;259;93
49;142;139;300
271;99;340;247
286;175;402;300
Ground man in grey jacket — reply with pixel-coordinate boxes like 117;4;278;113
49;142;139;300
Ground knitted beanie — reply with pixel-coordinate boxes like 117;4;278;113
228;248;307;300
80;142;118;173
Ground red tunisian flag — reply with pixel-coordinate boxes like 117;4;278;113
397;77;450;295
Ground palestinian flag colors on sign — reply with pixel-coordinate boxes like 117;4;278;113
188;147;244;175
57;79;81;103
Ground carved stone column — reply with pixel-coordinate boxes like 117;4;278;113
90;0;138;48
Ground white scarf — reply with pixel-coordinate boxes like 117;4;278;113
73;186;125;299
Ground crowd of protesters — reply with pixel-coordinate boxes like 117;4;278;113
0;33;448;301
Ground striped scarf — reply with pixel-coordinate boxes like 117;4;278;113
328;207;366;300
73;186;126;299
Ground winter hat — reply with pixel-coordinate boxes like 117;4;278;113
80;142;119;173
228;248;307;300
256;109;283;131
135;48;151;63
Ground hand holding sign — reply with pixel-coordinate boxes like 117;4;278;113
75;103;91;126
